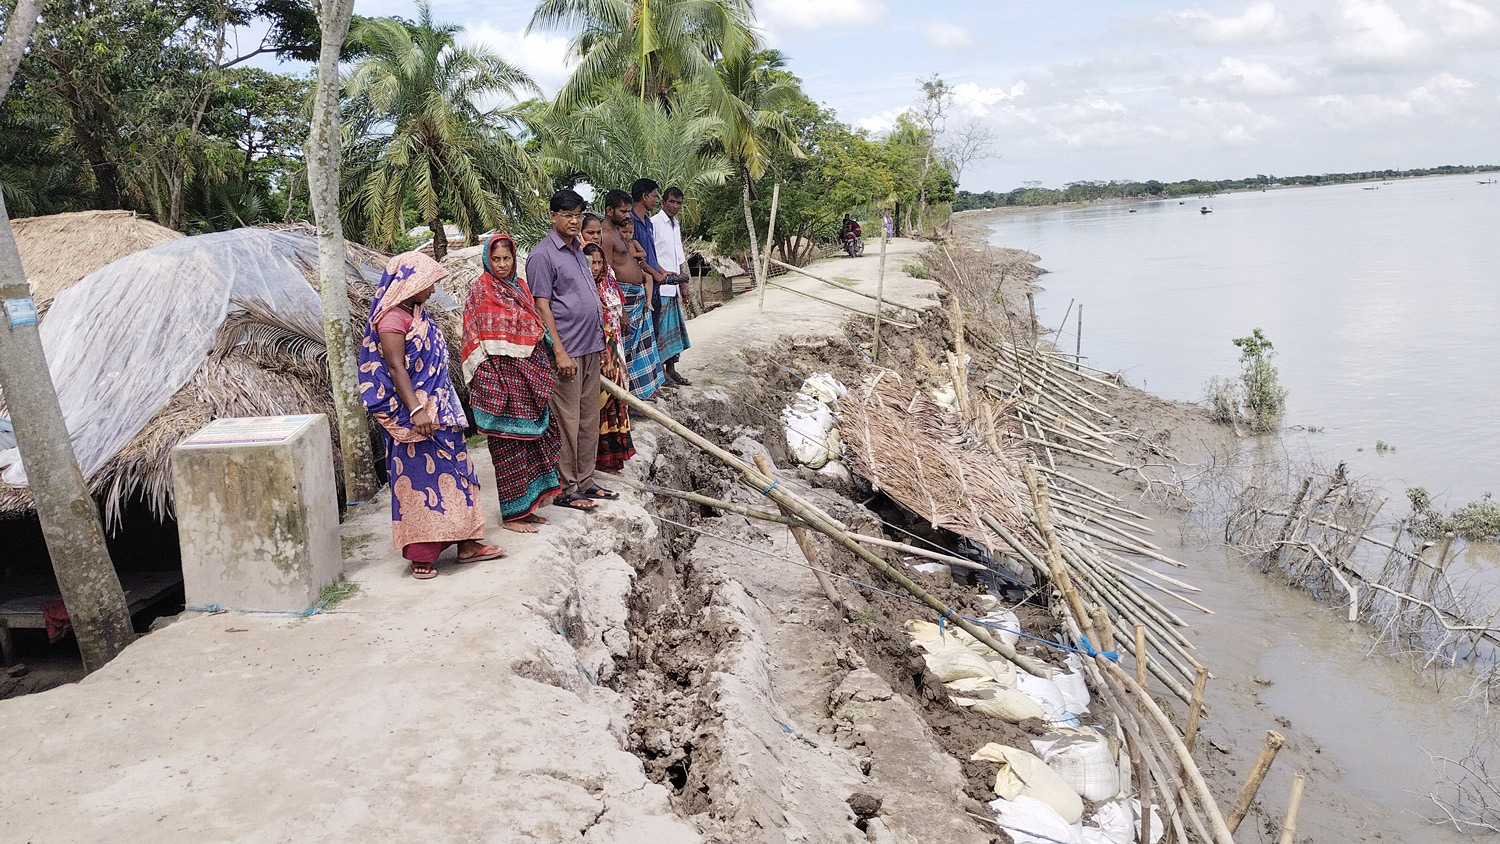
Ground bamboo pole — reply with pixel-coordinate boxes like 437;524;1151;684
1059;515;1189;569
1184;667;1209;752
767;258;923;314
1225;730;1286;833
1278;774;1307;844
754;453;846;615
1136;624;1149;687
874;232;887;360
757;182;780;312
765;280;918;329
605;377;1052;678
1075;303;1082;371
612;471;990;572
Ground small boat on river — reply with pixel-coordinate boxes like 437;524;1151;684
1200;206;1212;214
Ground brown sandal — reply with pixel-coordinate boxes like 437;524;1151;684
457;543;505;563
410;561;437;580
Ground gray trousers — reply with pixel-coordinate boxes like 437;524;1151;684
549;351;601;496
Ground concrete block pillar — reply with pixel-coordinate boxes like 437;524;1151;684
171;414;341;612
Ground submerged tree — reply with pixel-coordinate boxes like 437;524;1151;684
343;1;543;259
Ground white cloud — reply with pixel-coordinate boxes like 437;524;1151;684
1427;0;1500;39
1312;71;1475;125
951;81;1028;116
853;107;911;134
758;0;888;35
1163;1;1293;44
1204;57;1302;95
923;22;979;51
462;22;576;97
1331;0;1428;66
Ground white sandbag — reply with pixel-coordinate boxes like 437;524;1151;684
912;562;952;576
972;743;1084;823
922;640;1007;683
801;372;847;403
1084;799;1163;844
948;678;1044;723
1032;733;1120;802
974;608;1022;649
905;618;943;644
1017;671;1071;723
782;402;835;468
1055;654;1092;715
989;796;1083;844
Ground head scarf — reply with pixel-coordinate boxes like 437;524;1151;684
358;252;465;439
460;234;546;383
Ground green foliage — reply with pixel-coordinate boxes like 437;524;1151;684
1233;328;1286;432
527;0;757;110
341;1;545;257
1203;376;1239;425
901;263;929;279
1407;488;1500;542
1374;440;1395;453
531;86;730;223
1203;329;1287;431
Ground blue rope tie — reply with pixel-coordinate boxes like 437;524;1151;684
186;596;332;618
938;608;954;640
759;479;780;495
1075;635;1120;661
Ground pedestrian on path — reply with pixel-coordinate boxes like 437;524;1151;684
527;189;618;509
359;251;503;578
603;190;665;400
460;234;561;533
584;241;636;472
651;185;692;386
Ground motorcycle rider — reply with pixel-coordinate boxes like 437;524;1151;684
839;214;862;243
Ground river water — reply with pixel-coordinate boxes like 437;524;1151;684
983;177;1499;839
984;173;1499;505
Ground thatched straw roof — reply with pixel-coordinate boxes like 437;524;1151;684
0;226;466;526
839;371;1032;548
13;211;182;314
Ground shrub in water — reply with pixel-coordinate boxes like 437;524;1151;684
1233;328;1287;432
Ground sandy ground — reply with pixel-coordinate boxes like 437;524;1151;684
0;238;965;844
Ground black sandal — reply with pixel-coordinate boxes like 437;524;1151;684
581;485;620;500
553;493;597;511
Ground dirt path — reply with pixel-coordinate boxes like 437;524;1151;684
0;240;966;844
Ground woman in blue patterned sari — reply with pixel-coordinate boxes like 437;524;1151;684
359;251;503;579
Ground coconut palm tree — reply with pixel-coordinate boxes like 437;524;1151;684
528;0;757;111
342;1;545;259
531;86;729;219
703;49;802;291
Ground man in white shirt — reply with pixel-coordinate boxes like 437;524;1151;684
650;186;692;386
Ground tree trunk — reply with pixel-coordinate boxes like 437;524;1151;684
740;167;763;294
429;220;447;262
167;158;186;232
0;0;45;101
307;0;378;506
0;185;134;672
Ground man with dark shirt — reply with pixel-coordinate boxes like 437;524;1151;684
526;188;615;508
628;178;668;317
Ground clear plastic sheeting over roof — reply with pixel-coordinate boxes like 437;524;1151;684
0;229;351;485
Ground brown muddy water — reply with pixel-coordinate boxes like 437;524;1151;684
980;177;1500;840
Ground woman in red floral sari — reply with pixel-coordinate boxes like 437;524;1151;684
460;234;562;533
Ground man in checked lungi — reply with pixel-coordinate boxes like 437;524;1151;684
651;185;692;386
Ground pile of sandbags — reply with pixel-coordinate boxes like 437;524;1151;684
781;373;847;469
905;607;1158;844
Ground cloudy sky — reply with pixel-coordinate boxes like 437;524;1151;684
259;0;1500;192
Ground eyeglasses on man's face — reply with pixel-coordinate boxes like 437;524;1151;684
553;211;585;222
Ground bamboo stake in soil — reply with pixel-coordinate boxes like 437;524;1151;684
874;232;887;360
1278;774;1307;844
1184;667;1209;752
757;182;780;313
765;280;918;328
1226;730;1286;833
604;378;1052;678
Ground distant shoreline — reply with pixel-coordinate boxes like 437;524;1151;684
953;168;1500;225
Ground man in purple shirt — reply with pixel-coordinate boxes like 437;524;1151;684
527;188;616;509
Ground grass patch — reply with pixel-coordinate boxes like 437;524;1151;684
901;262;930;279
833;276;860;287
847;609;884;626
466;433;485;449
318;575;360;609
341;531;375;558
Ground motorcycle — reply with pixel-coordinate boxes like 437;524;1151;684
842;230;865;257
